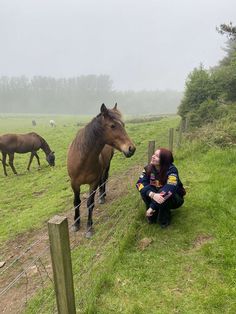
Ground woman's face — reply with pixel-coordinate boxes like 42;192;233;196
151;149;160;166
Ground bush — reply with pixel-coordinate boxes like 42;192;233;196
186;116;236;148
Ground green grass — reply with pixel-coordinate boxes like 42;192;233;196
23;117;236;313
4;114;236;313
0;114;177;246
90;145;236;314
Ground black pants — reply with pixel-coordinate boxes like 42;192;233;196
141;191;184;226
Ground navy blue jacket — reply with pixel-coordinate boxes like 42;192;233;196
136;164;185;200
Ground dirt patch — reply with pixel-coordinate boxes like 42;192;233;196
138;237;153;251
192;234;214;249
0;164;143;314
32;190;46;197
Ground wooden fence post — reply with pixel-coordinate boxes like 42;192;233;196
168;128;174;152
148;140;155;163
177;119;184;148
48;216;76;314
184;116;189;132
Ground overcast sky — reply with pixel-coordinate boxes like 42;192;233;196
0;0;235;91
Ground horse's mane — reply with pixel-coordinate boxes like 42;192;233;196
75;108;123;151
33;133;51;154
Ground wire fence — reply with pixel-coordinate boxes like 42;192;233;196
0;161;144;314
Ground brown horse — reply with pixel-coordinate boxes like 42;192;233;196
0;132;55;176
67;103;136;237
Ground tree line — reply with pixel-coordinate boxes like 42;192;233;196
0;74;182;115
178;22;236;127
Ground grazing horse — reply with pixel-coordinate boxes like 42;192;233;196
32;120;37;126
49;120;56;127
0;132;55;176
67;103;136;237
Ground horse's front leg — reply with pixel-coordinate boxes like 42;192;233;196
34;153;41;170
86;182;99;238
2;153;8;176
98;166;110;204
8;153;17;175
27;152;34;171
72;187;81;232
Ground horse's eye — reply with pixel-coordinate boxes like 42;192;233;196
111;124;116;129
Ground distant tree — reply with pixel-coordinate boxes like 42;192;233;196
177;22;236;128
216;22;236;40
0;74;182;114
178;65;213;118
213;61;236;102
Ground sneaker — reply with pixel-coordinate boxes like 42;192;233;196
146;217;157;224
160;221;170;228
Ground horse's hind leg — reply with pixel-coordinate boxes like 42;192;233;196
98;166;110;204
72;187;81;232
8;153;17;175
86;182;99;238
2;153;8;176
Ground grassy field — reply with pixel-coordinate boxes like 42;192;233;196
0;114;175;246
1;114;236;313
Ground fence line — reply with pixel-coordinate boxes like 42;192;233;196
0;235;48;276
48;216;76;314
0;245;50;297
0;169;133;280
0;160;144;313
52;132;182;312
1;126;183;312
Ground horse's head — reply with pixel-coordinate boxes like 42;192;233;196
46;151;55;166
100;103;136;158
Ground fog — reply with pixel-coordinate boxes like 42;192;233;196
1;0;235;92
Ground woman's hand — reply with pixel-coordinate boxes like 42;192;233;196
146;208;155;217
152;193;165;204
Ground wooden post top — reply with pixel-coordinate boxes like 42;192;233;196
48;215;67;225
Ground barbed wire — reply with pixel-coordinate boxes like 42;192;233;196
0;245;50;298
73;209;137;310
0;152;146;313
1;147;147;275
0;234;49;276
0;174;117;280
33;284;55;314
72;177;138;275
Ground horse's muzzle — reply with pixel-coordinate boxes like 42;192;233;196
124;145;136;158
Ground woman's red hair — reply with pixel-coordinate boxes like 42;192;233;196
158;148;174;185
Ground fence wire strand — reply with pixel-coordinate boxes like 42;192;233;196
0;245;50;298
0;149;148;313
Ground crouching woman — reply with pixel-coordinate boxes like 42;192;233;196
136;148;185;228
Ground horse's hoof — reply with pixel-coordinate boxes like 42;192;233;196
98;198;105;204
72;224;80;232
85;230;93;238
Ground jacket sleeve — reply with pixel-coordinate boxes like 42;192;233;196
136;168;154;197
159;167;179;198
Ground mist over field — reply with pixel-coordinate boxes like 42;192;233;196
0;75;182;115
0;0;235;114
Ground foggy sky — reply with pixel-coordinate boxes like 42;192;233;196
0;0;235;91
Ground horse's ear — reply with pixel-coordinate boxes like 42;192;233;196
113;103;117;109
100;103;108;115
